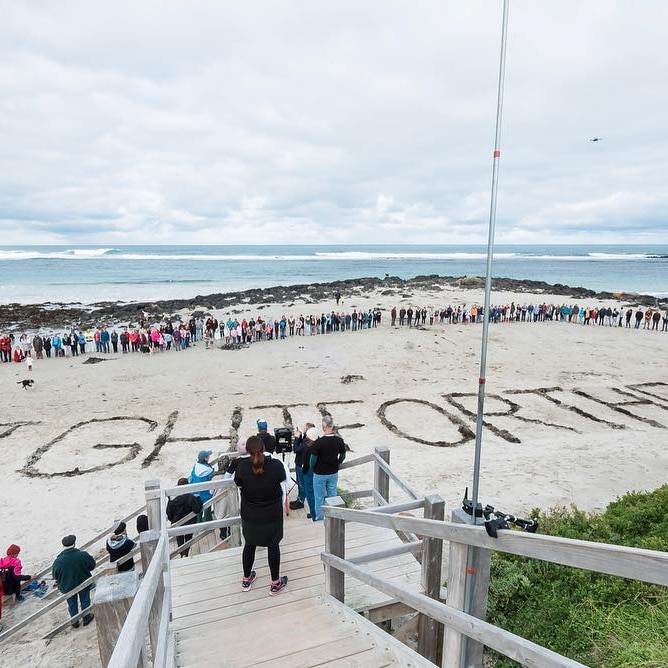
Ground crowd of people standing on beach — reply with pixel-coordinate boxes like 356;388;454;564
391;302;668;331
1;298;666;369
0;305;384;366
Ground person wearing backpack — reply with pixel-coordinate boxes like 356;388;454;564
0;544;32;602
166;478;203;557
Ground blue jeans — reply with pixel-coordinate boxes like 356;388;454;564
303;469;316;520
295;466;305;502
313;472;338;521
67;586;91;618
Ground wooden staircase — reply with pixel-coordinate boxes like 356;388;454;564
170;508;433;667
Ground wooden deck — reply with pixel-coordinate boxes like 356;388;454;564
170;508;433;667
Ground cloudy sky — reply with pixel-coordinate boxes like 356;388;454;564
1;1;666;245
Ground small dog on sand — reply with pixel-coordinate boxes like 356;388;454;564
17;379;35;389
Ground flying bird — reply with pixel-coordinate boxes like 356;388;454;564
589;137;603;142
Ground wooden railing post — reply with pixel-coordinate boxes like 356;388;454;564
374;446;390;505
324;496;346;602
227;486;242;547
140;529;164;656
442;508;491;668
145;479;162;531
418;494;445;665
94;571;140;667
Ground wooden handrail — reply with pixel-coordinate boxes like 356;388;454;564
370;498;425;514
339;453;376;470
163;476;236;497
372;453;420;500
323;506;668;587
321;553;585;668
167;516;240;538
347;541;423;565
107;534;168;668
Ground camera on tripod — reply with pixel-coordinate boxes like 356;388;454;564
274;427;293;455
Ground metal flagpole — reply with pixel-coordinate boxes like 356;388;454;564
461;1;510;665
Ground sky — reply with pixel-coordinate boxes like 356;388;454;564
0;1;667;245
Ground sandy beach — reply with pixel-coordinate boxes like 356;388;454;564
1;281;667;666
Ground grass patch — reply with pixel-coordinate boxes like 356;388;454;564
486;485;668;667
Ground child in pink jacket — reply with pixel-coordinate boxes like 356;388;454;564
0;544;32;602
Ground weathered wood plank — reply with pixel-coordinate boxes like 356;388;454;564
322;554;585;668
177;600;356;665
323;506;668;587
250;634;378;668
373;452;420;500
418;495;445;664
325;496;346;601
443;535;468;667
107;534;168;668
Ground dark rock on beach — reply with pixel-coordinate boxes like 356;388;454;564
0;275;664;331
82;357;108;365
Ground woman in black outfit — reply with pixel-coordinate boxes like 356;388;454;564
234;435;288;595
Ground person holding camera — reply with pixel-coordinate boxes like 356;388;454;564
310;416;346;521
291;422;315;511
234;435;288;595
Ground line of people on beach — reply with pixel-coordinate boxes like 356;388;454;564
0;307;384;364
390;303;668;331
2;300;666;369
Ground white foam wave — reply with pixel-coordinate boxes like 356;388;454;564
0;249;660;262
313;251;518;260
587;252;654;260
65;248;117;257
0;248;117;260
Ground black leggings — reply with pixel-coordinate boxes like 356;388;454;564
243;543;280;581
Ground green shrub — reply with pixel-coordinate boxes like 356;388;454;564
486;485;668;667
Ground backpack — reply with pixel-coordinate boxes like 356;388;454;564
0;565;18;594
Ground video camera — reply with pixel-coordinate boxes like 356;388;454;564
274;427;293;455
462;487;539;538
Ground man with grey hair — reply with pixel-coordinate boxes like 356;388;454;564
309;415;347;521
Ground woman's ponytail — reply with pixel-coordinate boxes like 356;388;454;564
245;435;265;476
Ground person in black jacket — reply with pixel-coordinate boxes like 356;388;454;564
235;436;288;595
106;521;136;572
290;422;315;511
166;478;203;557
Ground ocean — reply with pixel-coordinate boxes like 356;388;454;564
1;244;667;306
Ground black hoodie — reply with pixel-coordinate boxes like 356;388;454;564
106;534;136;572
166;492;203;525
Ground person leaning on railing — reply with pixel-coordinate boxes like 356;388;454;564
166;478;203;558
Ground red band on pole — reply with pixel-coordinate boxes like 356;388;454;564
466;567;476;575
493;149;501;158
479;377;486;385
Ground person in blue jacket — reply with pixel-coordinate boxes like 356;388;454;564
189;450;215;522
